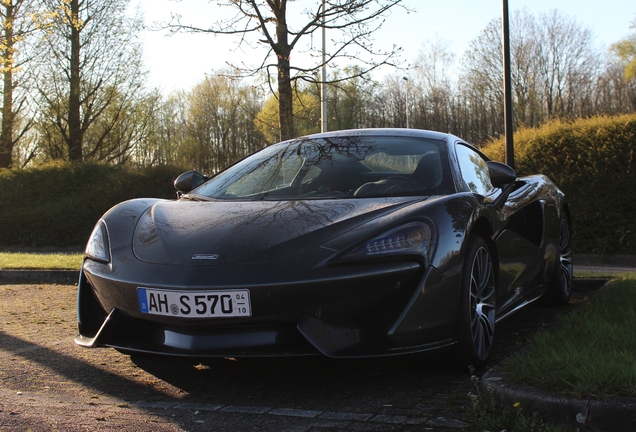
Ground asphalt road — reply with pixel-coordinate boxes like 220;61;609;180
0;280;603;431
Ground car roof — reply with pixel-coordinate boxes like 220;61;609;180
297;127;490;166
299;128;455;143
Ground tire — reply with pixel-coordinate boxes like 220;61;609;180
456;235;496;370
547;214;573;306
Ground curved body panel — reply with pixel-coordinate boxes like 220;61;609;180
76;129;569;361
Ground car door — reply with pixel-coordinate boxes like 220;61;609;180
454;144;542;314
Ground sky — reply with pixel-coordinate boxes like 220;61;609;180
131;0;636;93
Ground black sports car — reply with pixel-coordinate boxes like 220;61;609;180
75;128;572;368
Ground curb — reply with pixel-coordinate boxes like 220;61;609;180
480;279;636;431
0;270;79;284
481;367;636;431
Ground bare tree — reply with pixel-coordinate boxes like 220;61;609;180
187;74;265;172
133;89;187;166
0;0;39;168
36;0;146;161
592;58;635;114
459;9;601;141
364;74;405;128
410;38;456;132
163;0;408;141
325;67;376;130
534;10;599;119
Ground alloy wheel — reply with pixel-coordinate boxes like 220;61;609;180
558;217;574;297
469;245;496;361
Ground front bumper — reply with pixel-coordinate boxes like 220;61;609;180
76;258;460;358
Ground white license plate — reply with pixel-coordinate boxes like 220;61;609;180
137;287;251;318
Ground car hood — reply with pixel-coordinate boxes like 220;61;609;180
132;198;423;265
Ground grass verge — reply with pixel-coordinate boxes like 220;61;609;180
468;275;636;429
0;252;83;270
502;275;636;399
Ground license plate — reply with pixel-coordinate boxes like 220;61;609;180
137;287;251;318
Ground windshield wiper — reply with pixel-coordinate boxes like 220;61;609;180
253;192;270;201
180;194;210;202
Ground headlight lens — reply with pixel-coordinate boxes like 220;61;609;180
85;221;110;263
343;222;435;261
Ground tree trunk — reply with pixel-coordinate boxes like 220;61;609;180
277;54;293;141
274;2;293;142
67;0;83;161
0;2;14;168
0;68;13;168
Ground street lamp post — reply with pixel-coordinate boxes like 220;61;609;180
502;0;514;168
403;76;409;129
320;0;328;133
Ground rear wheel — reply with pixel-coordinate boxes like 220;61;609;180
547;214;573;306
456;236;496;370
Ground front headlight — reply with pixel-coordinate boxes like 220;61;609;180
85;221;110;263
343;222;435;262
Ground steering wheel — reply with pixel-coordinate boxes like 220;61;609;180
384;175;421;188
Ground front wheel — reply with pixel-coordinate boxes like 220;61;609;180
547;214;573;306
456;236;496;370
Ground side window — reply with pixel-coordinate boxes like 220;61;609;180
455;144;493;195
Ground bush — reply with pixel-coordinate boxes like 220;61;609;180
0;162;185;247
482;114;636;254
2;115;635;253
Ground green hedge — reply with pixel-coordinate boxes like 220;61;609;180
2;114;635;253
483;114;636;254
0;162;185;247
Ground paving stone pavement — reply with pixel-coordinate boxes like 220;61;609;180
0;263;621;431
0;283;483;431
0;380;474;431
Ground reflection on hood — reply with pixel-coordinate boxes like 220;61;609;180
133;198;421;265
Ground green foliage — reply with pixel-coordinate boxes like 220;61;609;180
502;277;636;399
256;88;321;143
612;37;636;81
0;252;83;269
483;114;636;254
610;19;636;82
0;162;185;247
2;114;635;252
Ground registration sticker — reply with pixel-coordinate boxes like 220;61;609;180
137;287;251;318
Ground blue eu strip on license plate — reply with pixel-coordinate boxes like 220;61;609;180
137;287;251;318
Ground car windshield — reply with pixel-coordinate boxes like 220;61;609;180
190;135;453;200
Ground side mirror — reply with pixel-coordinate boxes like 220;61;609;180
174;170;208;194
488;161;516;188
